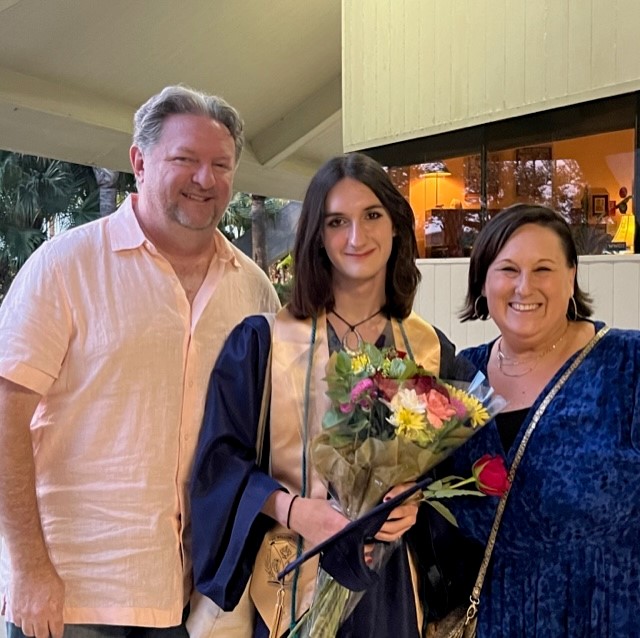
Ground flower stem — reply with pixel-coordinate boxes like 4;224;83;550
446;476;475;490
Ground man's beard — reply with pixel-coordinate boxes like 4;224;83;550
166;202;220;231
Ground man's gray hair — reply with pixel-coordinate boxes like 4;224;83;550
133;85;244;162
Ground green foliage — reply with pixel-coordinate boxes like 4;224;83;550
0;151;132;304
388;356;418;379
272;280;293;305
218;191;288;241
270;253;293;304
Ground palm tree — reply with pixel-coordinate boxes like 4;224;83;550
0;152;136;303
219;191;289;274
250;194;268;272
219;191;253;241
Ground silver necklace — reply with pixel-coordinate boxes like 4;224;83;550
496;326;568;378
331;307;383;353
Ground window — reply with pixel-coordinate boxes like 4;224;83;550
370;93;638;258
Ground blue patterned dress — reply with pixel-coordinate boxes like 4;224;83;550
447;322;640;637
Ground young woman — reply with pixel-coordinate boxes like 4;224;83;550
190;153;464;637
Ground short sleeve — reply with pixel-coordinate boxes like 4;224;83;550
0;242;72;394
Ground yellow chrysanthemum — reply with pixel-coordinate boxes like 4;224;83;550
350;353;370;375
389;408;435;446
447;386;490;428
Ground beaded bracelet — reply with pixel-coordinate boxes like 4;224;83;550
286;495;299;529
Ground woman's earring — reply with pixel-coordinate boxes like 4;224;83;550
567;296;579;321
474;295;488;319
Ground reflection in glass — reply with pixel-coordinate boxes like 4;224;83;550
387;128;635;258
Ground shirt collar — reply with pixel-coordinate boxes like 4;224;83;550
211;229;240;269
108;194;147;252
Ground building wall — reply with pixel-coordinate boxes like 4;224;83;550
414;254;640;350
343;0;640;151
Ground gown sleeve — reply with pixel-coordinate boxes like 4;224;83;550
407;330;485;622
432;326;478;382
190;314;284;611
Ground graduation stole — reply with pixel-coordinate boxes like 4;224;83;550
250;308;441;636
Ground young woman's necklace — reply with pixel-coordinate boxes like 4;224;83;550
496;325;569;378
331;307;383;353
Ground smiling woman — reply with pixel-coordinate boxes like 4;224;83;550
483;223;575;362
322;178;395;306
190;153;470;638
461;204;594;410
440;203;640;637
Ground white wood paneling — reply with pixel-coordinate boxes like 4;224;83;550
611;261;640;328
414;255;640;350
567;0;593;95
433;1;453;126
523;0;547;103
485;0;507;110
591;0;617;88
617;0;639;82
544;1;569;99
503;0;526;110
343;0;640;150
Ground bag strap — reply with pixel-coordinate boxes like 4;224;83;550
256;313;275;468
462;325;610;625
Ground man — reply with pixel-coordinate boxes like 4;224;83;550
0;86;280;638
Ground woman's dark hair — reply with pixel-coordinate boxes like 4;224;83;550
459;203;593;321
288;153;420;319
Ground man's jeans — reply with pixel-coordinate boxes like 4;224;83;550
6;617;188;638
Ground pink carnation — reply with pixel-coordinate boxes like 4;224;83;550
450;397;467;419
350;378;375;401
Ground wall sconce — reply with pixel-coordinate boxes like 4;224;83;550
421;161;451;208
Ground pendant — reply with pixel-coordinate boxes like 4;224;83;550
341;327;364;354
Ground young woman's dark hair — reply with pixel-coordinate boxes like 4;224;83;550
288;152;420;319
459;203;593;322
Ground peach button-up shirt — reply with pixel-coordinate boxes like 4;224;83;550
0;195;280;627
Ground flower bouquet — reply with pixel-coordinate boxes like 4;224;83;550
293;343;506;638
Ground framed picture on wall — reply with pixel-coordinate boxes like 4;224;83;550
591;193;609;217
515;146;552;199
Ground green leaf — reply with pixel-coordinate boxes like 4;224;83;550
322;409;349;429
387;357;408;378
430;488;485;499
334;351;353;376
425;500;459;527
439;475;466;485
362;343;384;368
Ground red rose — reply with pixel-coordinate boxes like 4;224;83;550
472;454;510;497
